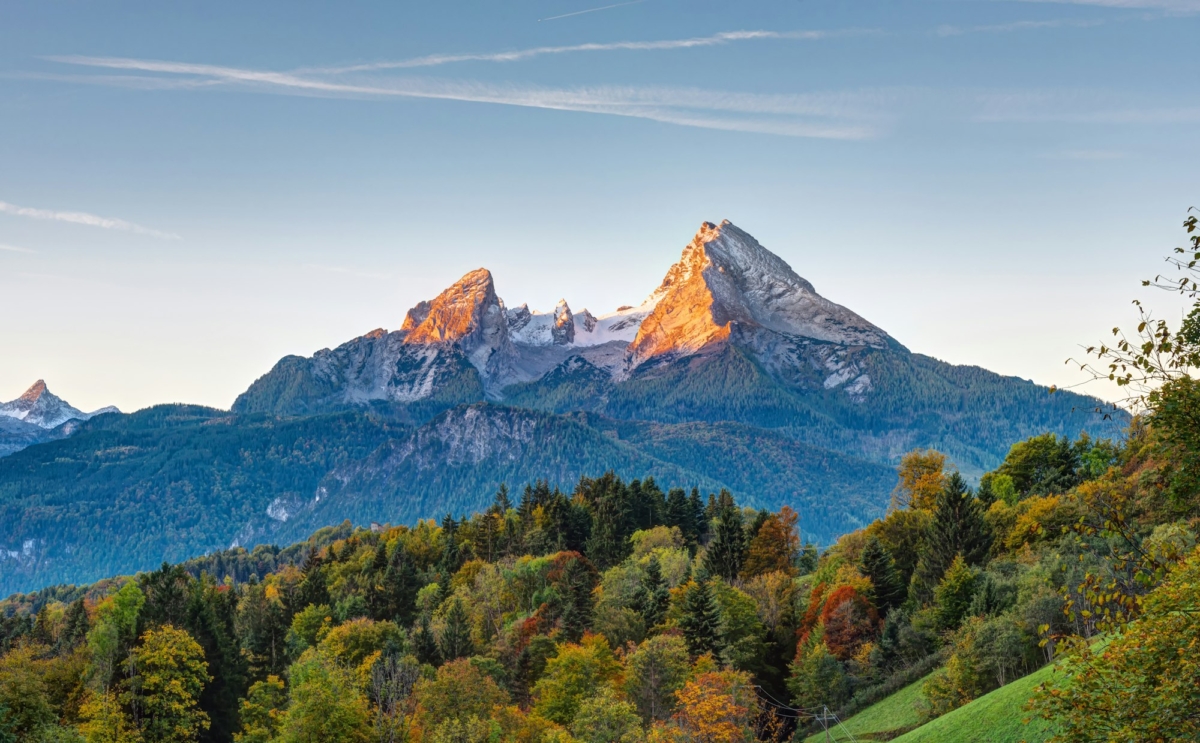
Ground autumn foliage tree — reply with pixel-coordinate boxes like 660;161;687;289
1032;545;1200;742
819;586;878;661
891;449;947;511
670;670;757;743
740;507;800;580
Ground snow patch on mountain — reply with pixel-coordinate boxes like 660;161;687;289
0;380;119;430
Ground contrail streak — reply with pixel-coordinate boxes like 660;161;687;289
0;200;180;239
299;30;839;74
46;56;886;139
539;0;646;22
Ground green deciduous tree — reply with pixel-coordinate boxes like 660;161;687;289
0;645;55;739
533;635;620;726
87;582;145;690
128;625;211;743
79;690;142;743
624;634;691;723
277;650;371;743
233;676;285;743
572;687;643;743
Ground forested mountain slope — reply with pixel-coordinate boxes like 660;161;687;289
0;220;1121;593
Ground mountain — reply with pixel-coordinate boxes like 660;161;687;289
235;220;1120;476
0;220;1124;594
0;380;119;457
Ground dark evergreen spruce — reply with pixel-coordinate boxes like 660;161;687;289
679;577;726;659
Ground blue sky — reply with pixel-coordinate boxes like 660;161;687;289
1;0;1196;412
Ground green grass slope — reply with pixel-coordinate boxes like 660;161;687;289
803;675;929;742
890;665;1057;743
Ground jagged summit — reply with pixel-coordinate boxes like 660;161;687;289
236;219;897;412
20;379;48;403
0;380;119;430
630;220;889;365
401;268;503;344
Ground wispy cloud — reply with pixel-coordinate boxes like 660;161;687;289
0;243;36;254
303;264;393;281
0;200;179;239
44;56;887;139
539;0;646;22
1009;0;1200;12
294;29;859;74
1044;149;1127;160
935;18;1105;36
973;91;1200;124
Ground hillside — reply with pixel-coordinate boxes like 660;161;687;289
803;675;929;742
892;665;1056;743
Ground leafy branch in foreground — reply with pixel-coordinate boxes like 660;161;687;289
1062;210;1200;411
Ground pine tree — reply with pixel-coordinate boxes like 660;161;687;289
57;597;90;652
934;554;979;630
703;494;746;581
634;555;671;630
679;579;725;659
30;605;53;646
910;472;991;603
439;515;465;583
381;545;420;625
585;490;630;569
413;615;440;666
665;488;692;543
859;537;905;614
296;548;330;611
185;576;247;743
559;558;597;642
492;484;512;515
439;596;474;661
629;477;665;531
796;543;819;576
688;488;709;543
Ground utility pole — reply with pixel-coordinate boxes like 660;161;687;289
823;705;831;743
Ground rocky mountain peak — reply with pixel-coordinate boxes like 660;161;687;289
629;220;888;366
0;380;118;431
552;300;575;345
401;268;502;346
20;380;48;404
397;268;513;380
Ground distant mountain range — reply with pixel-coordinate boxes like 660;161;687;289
0;380;118;458
0;220;1123;594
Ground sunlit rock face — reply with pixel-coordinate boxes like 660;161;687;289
629;220;888;367
0;380;118;430
235;219;897;412
0;380;120;458
401;268;512;368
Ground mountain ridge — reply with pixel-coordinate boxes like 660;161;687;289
0;219;1125;594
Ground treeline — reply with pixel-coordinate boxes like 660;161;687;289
2;407;1199;743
